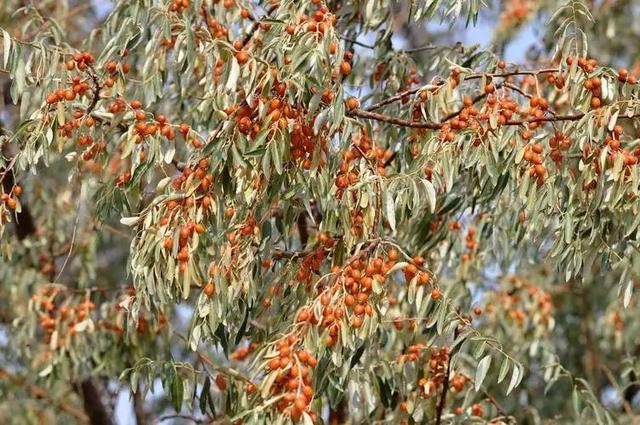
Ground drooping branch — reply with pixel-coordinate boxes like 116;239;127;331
463;68;559;81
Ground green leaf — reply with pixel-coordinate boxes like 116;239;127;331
475;355;492;391
170;373;184;413
120;216;140;226
422;179;436;213
497;357;510;384
200;377;211;414
2;30;10;68
385;190;396;231
506;364;521;395
226;57;240;92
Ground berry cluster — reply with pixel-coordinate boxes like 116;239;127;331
265;335;318;421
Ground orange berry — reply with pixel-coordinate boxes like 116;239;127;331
236;50;249;65
204;282;215;297
345;97;359;110
352;316;362;328
340;61;352;75
215;374;227;391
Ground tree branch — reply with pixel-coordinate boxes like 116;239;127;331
85;63;102;117
350;107;640;130
364;69;559;112
349;109;442;129
76;379;113;425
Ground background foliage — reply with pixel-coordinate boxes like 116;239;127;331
1;0;640;424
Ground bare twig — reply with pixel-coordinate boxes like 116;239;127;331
339;35;374;49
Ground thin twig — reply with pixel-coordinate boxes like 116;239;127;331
468;376;510;418
439;86;501;123
339;35;374;49
463;68;559;81
54;194;82;282
366;84;440;112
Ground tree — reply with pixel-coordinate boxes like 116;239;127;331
1;0;640;423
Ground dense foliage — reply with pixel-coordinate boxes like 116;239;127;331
2;0;640;424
